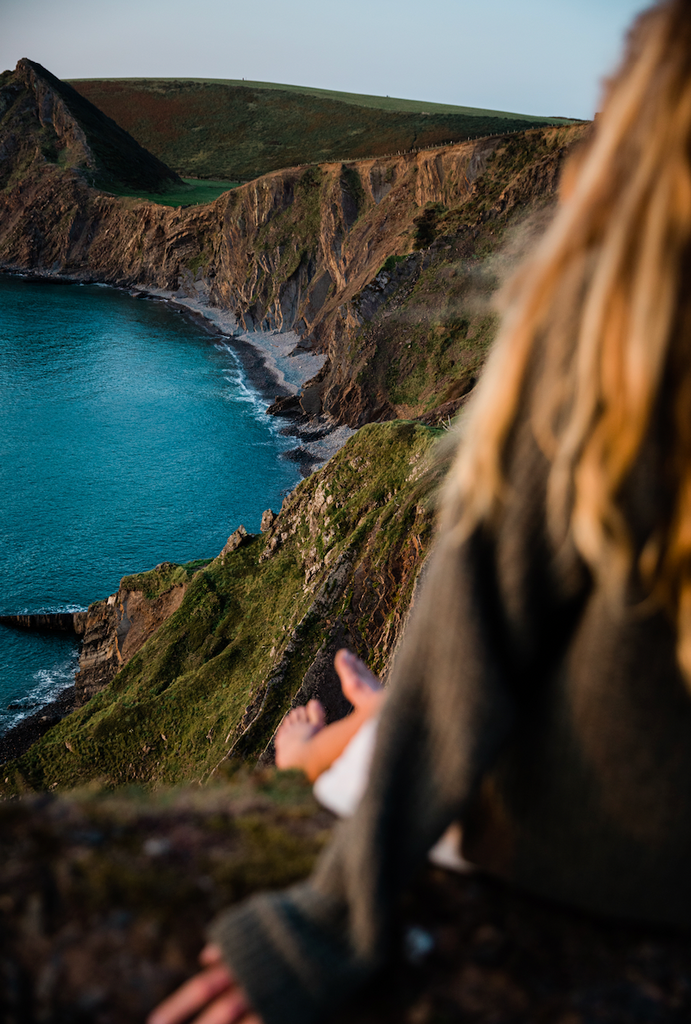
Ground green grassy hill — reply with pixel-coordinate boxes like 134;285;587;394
69;77;577;182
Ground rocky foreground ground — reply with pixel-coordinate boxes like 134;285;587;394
2;772;690;1024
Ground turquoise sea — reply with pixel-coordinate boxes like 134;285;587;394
0;275;302;735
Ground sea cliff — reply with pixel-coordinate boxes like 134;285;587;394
1;421;447;790
0;59;586;784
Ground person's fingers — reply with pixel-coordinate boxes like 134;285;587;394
147;965;232;1024
199;944;224;967
306;699;325;727
191;988;255;1024
335;649;381;687
335;649;382;707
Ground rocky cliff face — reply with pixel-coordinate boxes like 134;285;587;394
0;62;588;424
0;66;587;791
0;565;196;709
74;562;195;702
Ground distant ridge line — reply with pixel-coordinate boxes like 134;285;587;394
66;76;578;125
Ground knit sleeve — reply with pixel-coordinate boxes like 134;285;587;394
208;525;516;1024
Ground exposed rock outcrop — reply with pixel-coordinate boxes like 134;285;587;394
260;509;277;532
0;611;86;635
0;59;181;193
74;564;193;702
217;526;250;564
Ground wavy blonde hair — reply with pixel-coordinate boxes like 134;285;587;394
448;0;691;678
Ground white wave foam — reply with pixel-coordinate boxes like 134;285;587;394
216;342;287;424
4;603;88;616
34;603;87;614
1;651;79;733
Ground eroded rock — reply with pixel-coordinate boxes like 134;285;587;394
260;509;277;533
218;526;251;563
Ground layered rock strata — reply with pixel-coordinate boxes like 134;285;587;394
74;570;190;702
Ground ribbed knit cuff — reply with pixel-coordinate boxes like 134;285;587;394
208;882;373;1024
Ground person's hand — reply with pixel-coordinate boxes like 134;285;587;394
148;944;263;1024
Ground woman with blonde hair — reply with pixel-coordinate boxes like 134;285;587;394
151;2;691;1021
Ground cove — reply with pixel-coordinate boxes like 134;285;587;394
0;275;302;735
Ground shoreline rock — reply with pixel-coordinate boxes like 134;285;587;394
0;562;198;763
0;611;87;635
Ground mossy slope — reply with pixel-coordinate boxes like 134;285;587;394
1;421;446;794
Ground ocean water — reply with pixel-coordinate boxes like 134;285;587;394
0;275;302;734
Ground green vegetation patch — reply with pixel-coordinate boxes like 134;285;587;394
106;177;240;207
380;254;408;275
378;257;499;410
349;229;507;418
120;559;211;600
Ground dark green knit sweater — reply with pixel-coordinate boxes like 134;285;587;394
210;414;691;1024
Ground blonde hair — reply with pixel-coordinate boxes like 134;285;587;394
448;0;691;679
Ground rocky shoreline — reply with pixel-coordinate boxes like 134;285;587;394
127;285;355;474
0;685;78;767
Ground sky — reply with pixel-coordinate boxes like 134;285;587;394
1;0;648;120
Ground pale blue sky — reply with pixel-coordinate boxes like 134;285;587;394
1;0;647;119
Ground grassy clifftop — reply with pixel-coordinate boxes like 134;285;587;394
69;77;576;182
1;421;448;794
